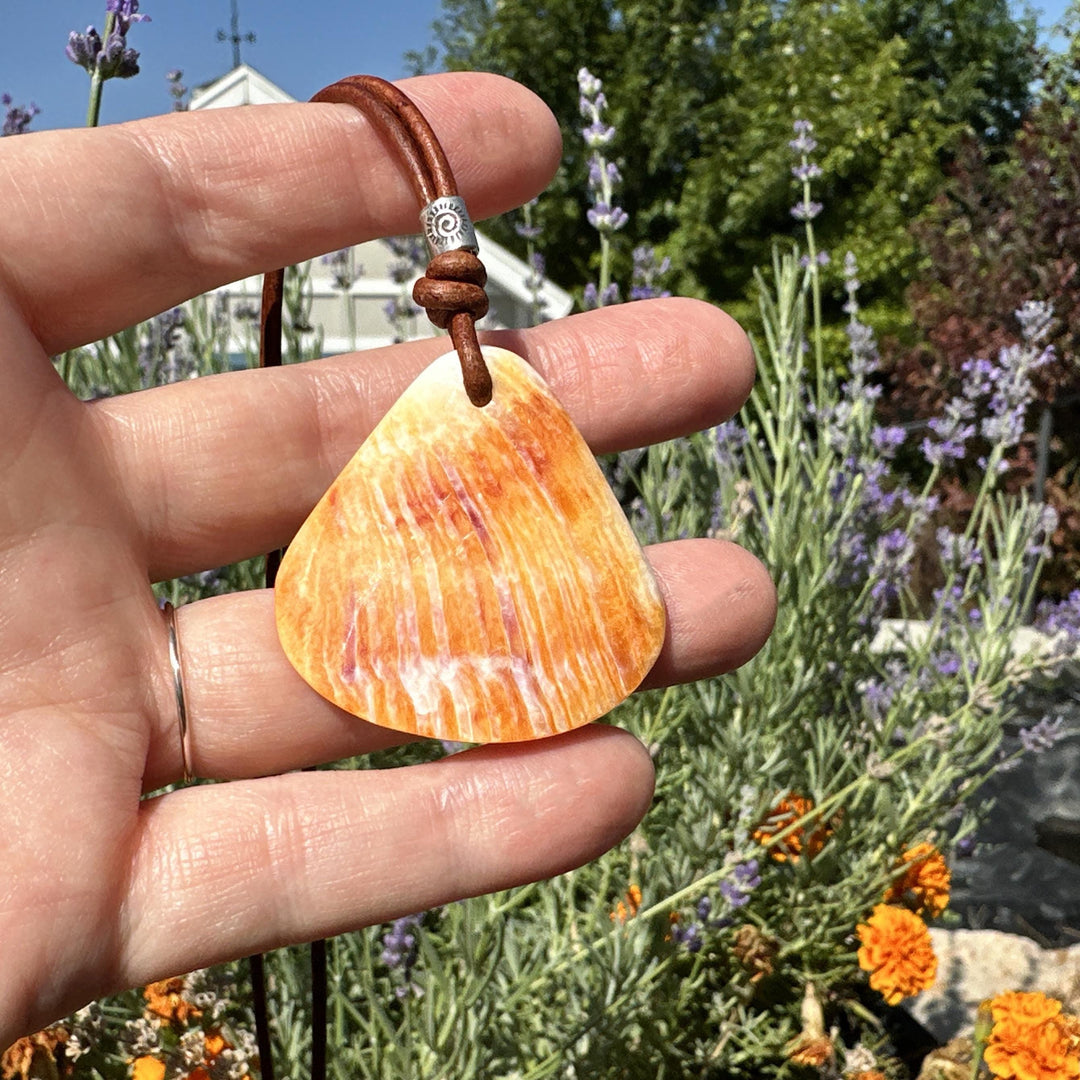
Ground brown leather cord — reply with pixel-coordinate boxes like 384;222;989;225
254;74;495;1080
259;74;493;406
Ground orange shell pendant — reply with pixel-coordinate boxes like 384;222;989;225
274;346;666;742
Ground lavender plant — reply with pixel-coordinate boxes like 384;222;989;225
67;0;152;127
383;236;426;342
323;247;363;351
579;68;626;309
27;56;1080;1080
516;199;550;324
1;94;40;136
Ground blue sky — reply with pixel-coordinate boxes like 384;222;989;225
1;1;1076;132
2;1;445;130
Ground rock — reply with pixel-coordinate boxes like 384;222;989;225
907;928;1080;1043
915;1036;973;1080
949;679;1080;944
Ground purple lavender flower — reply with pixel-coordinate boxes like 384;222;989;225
1;94;40;136
936;526;982;570
931;650;962;677
165;68;188;111
577;67;603;98
871;425;907;459
586;203;629;232
583;121;616;148
790;201;823;221
1034;589;1080;659
380;913;424;996
670;920;703;953
861;677;895;724
67;2;149;81
792;162;823;182
65;28;102;72
955;835;977;858
583;282;621;309
922;404;976;467
799;250;830;269
1019;715;1068;754
1027;504;1059;559
719;859;761;909
789;119;818;155
868;528;914;609
107;0;151;29
321;248;360;292
629;246;672;301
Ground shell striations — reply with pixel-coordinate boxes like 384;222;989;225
274;346;666;742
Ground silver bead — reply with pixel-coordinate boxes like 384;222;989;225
420;195;479;256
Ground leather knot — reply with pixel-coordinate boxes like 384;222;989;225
412;250;490;329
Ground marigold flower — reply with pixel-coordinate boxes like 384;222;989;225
144;976;201;1026
849;1073;888;1080
856;904;937;1005
131;1056;167;1080
989;990;1063;1028
753;792;834;862
883;841;951;918
983;991;1080;1080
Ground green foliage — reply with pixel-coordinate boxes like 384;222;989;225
426;0;1035;312
54;236;1070;1079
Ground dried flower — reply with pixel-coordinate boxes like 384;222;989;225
732;924;779;983
1019;715;1068;754
144;975;202;1026
883;842;951;919
753;792;834;862
983;991;1080;1080
610;883;642;923
787;1035;834;1067
1;1027;68;1079
856;904;937;1005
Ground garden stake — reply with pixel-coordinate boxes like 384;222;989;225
258;73;665;1076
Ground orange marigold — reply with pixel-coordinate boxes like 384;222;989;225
856;904;937;1006
883;842;951;919
131;1056;167;1080
984;991;1080;1080
144;976;201;1026
753;792;833;863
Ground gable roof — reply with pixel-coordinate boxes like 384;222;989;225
188;65;573;352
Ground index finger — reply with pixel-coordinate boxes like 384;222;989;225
0;72;561;355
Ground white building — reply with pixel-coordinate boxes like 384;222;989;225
190;64;572;355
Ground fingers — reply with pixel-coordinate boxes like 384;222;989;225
120;726;653;986
95;297;753;581
144;538;773;790
0;73;561;354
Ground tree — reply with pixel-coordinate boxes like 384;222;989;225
424;0;1037;309
889;70;1080;595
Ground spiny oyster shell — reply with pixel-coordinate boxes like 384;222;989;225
275;346;666;742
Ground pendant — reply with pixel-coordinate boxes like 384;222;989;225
274;346;666;743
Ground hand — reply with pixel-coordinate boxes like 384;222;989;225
0;72;775;1043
